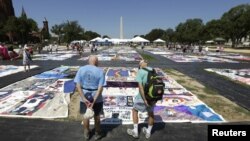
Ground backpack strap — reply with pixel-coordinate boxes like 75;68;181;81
24;50;31;61
142;67;155;73
142;67;156;86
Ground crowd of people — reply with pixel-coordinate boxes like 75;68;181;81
46;43;59;53
165;43;226;55
166;44;208;54
67;42;98;56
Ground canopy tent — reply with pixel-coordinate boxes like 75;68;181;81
214;37;225;42
90;37;112;43
131;36;149;43
205;40;214;44
71;40;86;44
103;38;112;42
90;37;113;46
153;38;166;43
90;37;102;42
110;38;131;44
214;37;226;45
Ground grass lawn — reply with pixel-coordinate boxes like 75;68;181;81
207;46;250;56
139;52;156;61
165;69;250;121
205;70;250;89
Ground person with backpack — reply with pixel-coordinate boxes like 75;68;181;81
127;60;165;139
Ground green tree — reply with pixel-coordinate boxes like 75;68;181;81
62;21;84;43
3;16;19;43
175;18;204;44
17;16;38;44
102;35;110;38
165;28;175;43
0;22;5;41
202;19;225;42
145;29;166;42
84;31;100;41
51;24;64;44
221;4;250;47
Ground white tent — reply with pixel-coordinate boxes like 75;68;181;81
71;40;86;44
131;36;149;43
153;38;165;43
103;38;111;42
205;40;214;44
110;38;131;44
103;38;116;43
90;37;102;42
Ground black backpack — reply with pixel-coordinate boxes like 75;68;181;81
25;50;32;61
143;68;165;101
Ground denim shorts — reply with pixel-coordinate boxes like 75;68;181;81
133;94;156;113
80;102;103;116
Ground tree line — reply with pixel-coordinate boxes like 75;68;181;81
50;21;100;44
143;4;250;47
0;4;249;47
0;14;38;44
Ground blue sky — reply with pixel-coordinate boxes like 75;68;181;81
13;0;249;38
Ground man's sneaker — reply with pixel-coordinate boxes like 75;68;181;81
127;129;139;138
94;132;103;140
83;130;89;140
142;127;151;139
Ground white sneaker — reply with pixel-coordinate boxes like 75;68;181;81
142;127;151;139
83;130;89;140
127;128;139;138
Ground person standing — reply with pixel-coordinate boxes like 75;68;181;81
49;44;53;53
74;55;105;140
23;46;32;72
205;46;209;54
55;44;58;53
127;60;157;139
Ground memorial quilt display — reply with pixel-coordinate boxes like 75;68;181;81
0;65;38;77
146;48;238;63
0;66;78;118
33;51;77;60
205;68;250;85
89;67;224;124
78;47;142;61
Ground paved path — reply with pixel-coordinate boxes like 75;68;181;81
0;117;217;141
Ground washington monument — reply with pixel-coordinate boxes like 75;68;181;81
120;16;123;39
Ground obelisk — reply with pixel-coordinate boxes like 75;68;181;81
120;16;123;39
